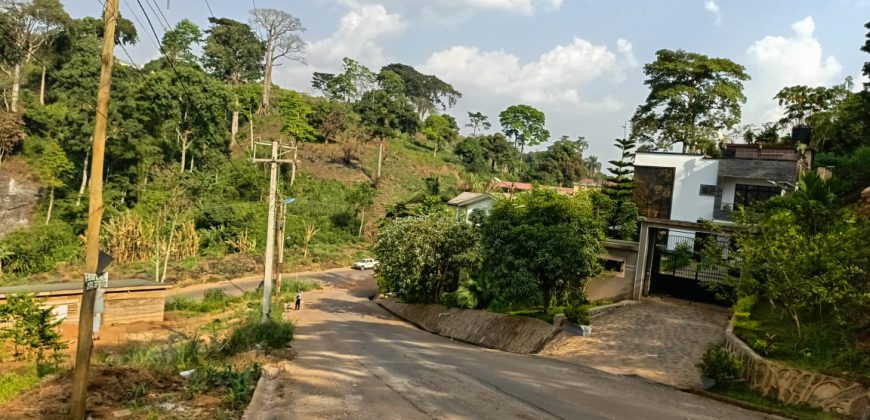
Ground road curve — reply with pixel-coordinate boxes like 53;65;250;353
244;270;772;420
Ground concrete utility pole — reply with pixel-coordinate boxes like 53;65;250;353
252;140;296;321
70;0;119;418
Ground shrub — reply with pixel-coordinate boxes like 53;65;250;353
165;289;239;313
279;278;321;296
221;315;295;355
697;344;743;383
0;222;79;276
563;305;590;325
190;364;262;410
0;294;65;367
662;242;693;271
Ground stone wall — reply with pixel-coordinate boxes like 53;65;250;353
723;318;870;418
0;165;39;239
377;299;561;354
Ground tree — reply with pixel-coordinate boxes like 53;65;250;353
422;113;459;156
605;138;638;240
742;122;786;145
348;183;376;237
630;49;750;153
0;0;69;112
0;110;25;166
308;98;357;144
161;19;202;65
34;139;73;224
375;213;481;303
356;72;420;178
313;58;376;103
454;136;488;172
202;17;264;144
278;91;316;143
481;189;604;312
499;104;549;154
862;20;870;87
249;8;306;114
526;139;587;186
479;132;518;173
466;111;491;134
381;63;461;118
584;155;601;178
774;85;833;127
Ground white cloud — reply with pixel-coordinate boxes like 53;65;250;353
704;1;722;26
744;16;843;122
420;38;632;111
273;4;406;91
336;0;562;23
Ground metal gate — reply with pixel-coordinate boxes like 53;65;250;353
648;229;734;305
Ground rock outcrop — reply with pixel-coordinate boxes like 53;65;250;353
0;163;39;239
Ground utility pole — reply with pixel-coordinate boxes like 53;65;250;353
275;203;286;295
70;1;119;418
252;140;295;322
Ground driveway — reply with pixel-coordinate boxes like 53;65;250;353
243;273;765;419
541;297;731;388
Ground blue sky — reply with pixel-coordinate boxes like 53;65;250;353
63;0;870;162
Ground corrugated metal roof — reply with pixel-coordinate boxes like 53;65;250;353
0;279;172;297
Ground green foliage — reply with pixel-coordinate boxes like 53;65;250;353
631;49;750;153
190;364;262;410
603;138;638;240
165;289;241;313
422;113;459;155
221;314;295;355
499;104;549;153
481;189;605;312
279;278;322;295
525;139;587;186
0;365;40;404
662;242;693;271
816;146;870;200
313;58;377;102
562;305;590;325
32;138;73;190
381;63;461;117
202;17;264;85
0;221;79;276
375;213;482;303
0;294;65;367
279;90;317;142
465;111;491;134
161;19;203;64
0;111;25;163
696;344;743;383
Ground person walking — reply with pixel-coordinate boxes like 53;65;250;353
295;290;303;310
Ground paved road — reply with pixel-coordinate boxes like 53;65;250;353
165;268;360;300
243;270;771;420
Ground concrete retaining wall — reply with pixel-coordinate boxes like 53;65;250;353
377;299;560;354
724;318;870;418
587;240;639;302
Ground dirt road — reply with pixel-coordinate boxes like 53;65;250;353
244;271;771;420
166;268;356;300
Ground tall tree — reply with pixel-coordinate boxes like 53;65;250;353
584;155;601;178
34;139;72;224
161;19;202;65
249;8;305;114
0;0;69;112
381;63;461;118
499;104;549;154
312;58;376;103
422;113;459;156
465;111;491;134
202;17;264;144
862;20;870;87
630;49;750;153
527;139;587;186
278;90;316;143
605;138;638;240
348;183;376;237
356;71;420;179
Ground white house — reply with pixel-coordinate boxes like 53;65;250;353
633;144;808;224
447;192;495;223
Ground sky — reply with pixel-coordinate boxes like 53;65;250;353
62;0;870;163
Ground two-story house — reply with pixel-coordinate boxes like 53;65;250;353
633;143;810;224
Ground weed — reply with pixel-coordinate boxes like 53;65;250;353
0;365;39;404
221;313;295;355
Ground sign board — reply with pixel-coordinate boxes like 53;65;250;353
84;272;108;291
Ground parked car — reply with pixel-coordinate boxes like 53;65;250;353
353;258;379;270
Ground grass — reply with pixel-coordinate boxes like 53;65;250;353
165;289;241;313
0;365;40;404
735;301;870;384
507;308;554;324
708;382;847;420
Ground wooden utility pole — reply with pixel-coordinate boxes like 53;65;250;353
275;203;286;295
70;1;118;418
252;141;295;321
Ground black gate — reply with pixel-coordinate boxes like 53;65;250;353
648;229;734;305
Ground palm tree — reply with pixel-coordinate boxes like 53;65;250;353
584;156;602;178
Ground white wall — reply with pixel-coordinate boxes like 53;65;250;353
459;198;494;223
634;153;719;223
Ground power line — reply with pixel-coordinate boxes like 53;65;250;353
121;0;164;53
203;0;215;17
145;0;171;31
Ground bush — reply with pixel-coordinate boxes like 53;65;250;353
279;278;321;296
562;305;590;325
0;294;65;366
697;344;743;383
190;364;262;410
0;222;79;276
662;242;693;271
221;315;295;355
165;289;240;313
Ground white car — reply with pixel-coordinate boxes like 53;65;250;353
353;258;379;270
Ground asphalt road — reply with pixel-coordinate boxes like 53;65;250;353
165;268;360;301
243;270;772;420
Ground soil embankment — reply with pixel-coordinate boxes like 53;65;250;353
377;299;560;354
